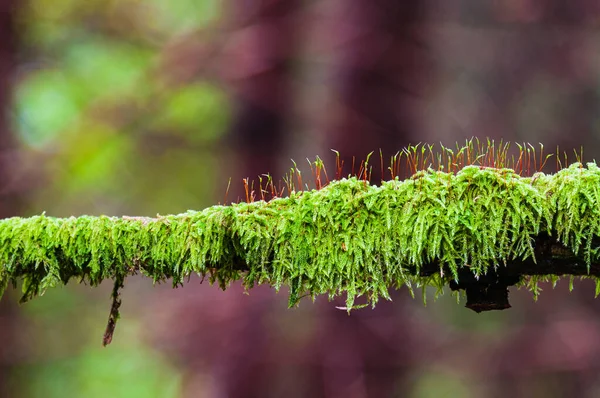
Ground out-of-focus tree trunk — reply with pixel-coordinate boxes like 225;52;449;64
318;2;428;396
326;1;429;181
217;5;298;397
174;2;301;398
0;1;22;396
225;1;299;183
0;0;20;218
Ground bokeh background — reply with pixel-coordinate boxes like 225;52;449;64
2;1;600;397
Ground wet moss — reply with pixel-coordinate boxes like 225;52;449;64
1;162;600;310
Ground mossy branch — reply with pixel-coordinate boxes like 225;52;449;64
2;162;600;342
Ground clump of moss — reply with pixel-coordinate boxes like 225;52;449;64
1;161;600;310
2;139;600;343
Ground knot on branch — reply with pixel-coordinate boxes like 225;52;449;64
449;269;521;313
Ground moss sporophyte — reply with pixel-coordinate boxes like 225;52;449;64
1;139;600;344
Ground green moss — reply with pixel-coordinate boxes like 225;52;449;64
1;162;600;310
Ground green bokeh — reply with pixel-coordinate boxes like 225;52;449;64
16;336;182;398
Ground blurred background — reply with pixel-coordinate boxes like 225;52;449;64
2;1;600;397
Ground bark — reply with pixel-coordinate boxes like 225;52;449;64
420;236;600;312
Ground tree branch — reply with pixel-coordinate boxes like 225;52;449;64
2;161;600;343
